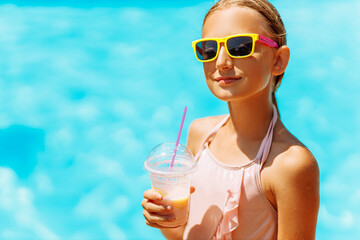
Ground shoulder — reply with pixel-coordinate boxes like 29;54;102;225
186;115;227;156
265;124;320;201
274;145;319;182
271;127;319;182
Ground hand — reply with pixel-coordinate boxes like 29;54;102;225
142;186;195;229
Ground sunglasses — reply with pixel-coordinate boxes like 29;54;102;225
192;34;279;62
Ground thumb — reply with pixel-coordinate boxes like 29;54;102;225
190;186;195;194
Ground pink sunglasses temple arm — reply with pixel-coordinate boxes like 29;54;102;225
258;35;279;48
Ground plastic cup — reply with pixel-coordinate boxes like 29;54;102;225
144;142;197;227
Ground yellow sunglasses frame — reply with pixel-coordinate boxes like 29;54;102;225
192;33;278;62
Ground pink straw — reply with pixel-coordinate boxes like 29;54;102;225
170;106;187;169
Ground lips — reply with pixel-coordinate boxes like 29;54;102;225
215;76;241;85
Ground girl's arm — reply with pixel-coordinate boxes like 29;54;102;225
272;146;320;240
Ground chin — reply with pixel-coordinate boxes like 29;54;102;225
209;88;240;102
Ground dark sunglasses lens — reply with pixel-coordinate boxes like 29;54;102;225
195;40;217;61
227;36;253;57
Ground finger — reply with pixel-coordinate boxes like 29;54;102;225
190;186;195;194
144;219;164;229
144;219;180;229
148;202;173;212
143;209;175;224
141;198;152;211
144;189;163;201
142;199;172;212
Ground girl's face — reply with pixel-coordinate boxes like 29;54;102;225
202;6;277;103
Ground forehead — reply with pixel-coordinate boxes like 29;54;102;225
202;6;270;38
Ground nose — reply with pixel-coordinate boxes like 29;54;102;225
215;44;233;71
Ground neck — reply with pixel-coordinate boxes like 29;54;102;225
226;95;274;145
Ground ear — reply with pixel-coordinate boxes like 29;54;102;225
271;45;290;76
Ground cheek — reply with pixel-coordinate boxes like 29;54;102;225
202;63;219;96
245;61;268;80
235;54;273;84
256;50;276;79
203;62;216;80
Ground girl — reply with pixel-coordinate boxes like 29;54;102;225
142;0;320;239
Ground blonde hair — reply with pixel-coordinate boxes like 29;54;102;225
203;0;287;113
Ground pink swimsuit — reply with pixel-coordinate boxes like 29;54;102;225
184;106;278;240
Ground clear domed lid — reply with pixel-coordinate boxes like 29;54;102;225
144;142;197;176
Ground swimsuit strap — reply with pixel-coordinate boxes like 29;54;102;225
194;104;278;165
255;104;278;168
194;115;230;161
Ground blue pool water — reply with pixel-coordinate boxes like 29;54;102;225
0;0;359;239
